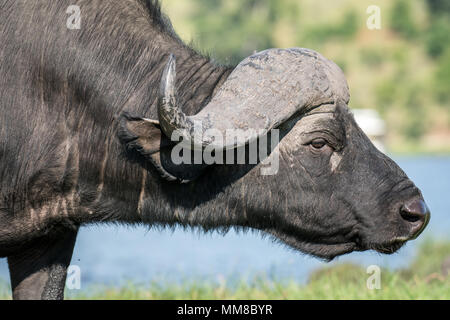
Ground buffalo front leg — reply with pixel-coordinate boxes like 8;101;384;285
7;227;79;300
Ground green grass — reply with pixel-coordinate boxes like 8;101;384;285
62;271;448;300
1;239;448;300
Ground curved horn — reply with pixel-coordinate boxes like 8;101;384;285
158;54;196;145
158;48;349;151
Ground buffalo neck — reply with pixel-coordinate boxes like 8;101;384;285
73;23;236;228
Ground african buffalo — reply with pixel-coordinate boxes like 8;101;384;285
0;0;430;299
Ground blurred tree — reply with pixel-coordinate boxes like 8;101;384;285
188;0;357;65
426;18;450;58
191;0;292;64
359;48;384;68
375;79;397;115
301;10;358;45
425;0;450;16
162;0;450;149
389;0;417;39
424;0;450;59
402;86;427;141
433;48;450;105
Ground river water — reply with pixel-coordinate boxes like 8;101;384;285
0;156;449;286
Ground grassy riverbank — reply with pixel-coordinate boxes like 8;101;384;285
1;240;448;300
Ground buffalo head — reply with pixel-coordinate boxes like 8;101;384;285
120;48;430;260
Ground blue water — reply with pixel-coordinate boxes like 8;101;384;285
1;156;449;286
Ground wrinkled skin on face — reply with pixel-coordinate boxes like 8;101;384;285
244;103;429;260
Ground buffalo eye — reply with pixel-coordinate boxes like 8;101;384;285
310;138;327;149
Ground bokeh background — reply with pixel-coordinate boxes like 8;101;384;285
161;0;450;153
1;0;449;299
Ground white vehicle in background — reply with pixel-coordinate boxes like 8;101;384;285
352;109;386;153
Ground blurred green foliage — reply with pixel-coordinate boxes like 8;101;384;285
190;0;279;64
375;79;397;115
302;10;359;45
403;86;428;141
389;0;417;39
425;0;450;16
187;0;359;65
434;48;450;105
359;47;384;68
426;17;450;59
163;0;450;151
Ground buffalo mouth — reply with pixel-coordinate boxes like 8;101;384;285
265;228;359;261
374;241;406;254
364;238;408;255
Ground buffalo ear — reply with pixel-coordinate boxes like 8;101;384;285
118;113;203;183
118;112;171;156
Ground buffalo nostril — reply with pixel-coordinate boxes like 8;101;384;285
400;198;430;239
